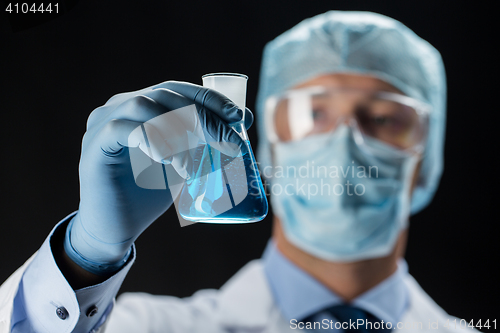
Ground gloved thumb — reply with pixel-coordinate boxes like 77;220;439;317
244;107;254;130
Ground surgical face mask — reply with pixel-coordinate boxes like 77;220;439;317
269;125;420;262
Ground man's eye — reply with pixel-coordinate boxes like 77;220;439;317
372;116;391;125
312;109;326;120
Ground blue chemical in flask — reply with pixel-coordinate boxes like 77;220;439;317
178;73;268;223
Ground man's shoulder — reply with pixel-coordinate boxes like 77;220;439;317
399;275;479;332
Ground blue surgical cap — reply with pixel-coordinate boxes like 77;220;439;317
256;11;447;214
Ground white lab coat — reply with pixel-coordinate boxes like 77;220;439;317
0;254;473;333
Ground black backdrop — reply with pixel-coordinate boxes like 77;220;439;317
1;0;498;324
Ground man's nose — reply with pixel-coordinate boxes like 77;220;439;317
329;97;359;127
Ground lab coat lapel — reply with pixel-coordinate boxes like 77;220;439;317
216;259;290;332
397;274;460;332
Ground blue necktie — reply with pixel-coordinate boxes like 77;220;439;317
327;305;390;332
304;304;391;332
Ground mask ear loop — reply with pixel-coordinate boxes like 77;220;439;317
397;152;421;228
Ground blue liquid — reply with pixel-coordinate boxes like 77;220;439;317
178;140;268;223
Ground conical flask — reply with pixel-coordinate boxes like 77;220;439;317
177;73;268;223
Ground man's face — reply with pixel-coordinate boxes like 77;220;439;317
271;73;422;193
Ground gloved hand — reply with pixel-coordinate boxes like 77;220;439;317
64;81;254;275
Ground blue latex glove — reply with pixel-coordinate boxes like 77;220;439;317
64;81;254;274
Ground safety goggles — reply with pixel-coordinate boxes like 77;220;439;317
265;86;431;155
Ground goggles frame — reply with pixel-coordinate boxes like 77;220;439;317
265;86;431;157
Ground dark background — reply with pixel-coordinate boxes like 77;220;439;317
1;0;498;323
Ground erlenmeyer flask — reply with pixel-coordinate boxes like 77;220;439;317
177;73;268;223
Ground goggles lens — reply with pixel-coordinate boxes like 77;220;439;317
268;87;429;151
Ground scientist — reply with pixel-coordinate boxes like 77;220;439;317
0;11;470;333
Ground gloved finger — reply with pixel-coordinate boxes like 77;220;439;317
97;118;192;180
153;81;244;124
244;108;254;130
108;89;233;139
107;94;176;126
146;88;253;139
151;83;252;131
198;106;244;157
87;82;252;133
87;94;168;133
143;88;249;143
91;85;245;160
97;119;165;159
104;85;157;107
87;105;110;130
109;91;244;153
87;85;161;130
99;100;244;163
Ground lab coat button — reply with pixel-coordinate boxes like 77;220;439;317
87;305;98;317
56;307;68;320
